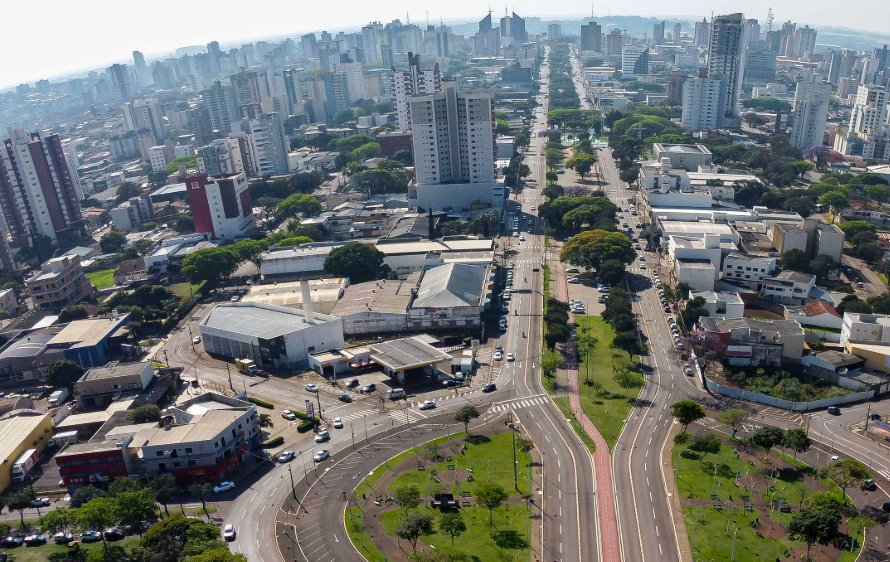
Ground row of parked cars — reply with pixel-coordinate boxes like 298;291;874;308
3;528;122;548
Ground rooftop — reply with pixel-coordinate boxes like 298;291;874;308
80;362;150;382
200;302;339;339
331;276;417;316
654;143;711;155
773;270;816;284
0;330;59;360
141;409;243;447
700;316;804;336
788;301;841;318
808;350;864;368
413;263;492;309
0;411;48;464
370;336;452;372
689;291;744;305
47;316;128;349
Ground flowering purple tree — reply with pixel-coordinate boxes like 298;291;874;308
564;185;592;197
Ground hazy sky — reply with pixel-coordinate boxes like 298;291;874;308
2;0;886;89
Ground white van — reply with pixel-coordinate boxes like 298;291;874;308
386;388;406;400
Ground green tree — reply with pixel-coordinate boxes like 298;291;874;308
39;506;75;534
77;497;118;550
393;150;414;166
750;425;785;458
323;242;389;283
125;404;161;423
7;492;32;527
455;405;480;433
45;359;85;391
276;236;313;247
393;485;421;514
476;483;509;524
275;194;322;220
174;214;196;234
108;477;144;497
670;400;706;433
566;153;596;179
115;488;157;537
438;511;467;547
560;230;635;270
71;485;106;508
59;305;89;322
181;247;240;284
188;549;249;562
516;436;534;453
394;512;434;553
689;432;722;463
115;182;141;204
333;109;356;126
541;352;561;377
789;504;842;561
839;220;877;238
717;409;748;438
782;248;810;272
257;413;273;429
347;169;408;194
819;190;848;222
866;183;890;203
784;427;812;458
188;483;214;521
150;475;178;516
164;155;198;174
824;458;871;502
100;228;127;253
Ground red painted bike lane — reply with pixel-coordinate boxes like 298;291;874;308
552;253;622;562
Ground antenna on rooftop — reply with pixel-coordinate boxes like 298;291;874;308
766;8;774;34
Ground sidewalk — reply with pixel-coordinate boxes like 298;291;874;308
552;255;622;562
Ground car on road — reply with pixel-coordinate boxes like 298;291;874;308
31;497;50;507
278;451;296;463
566;267;580;273
23;535;46;546
339;393;352;403
442;379;457;388
213;481;236;493
495;345;503;353
639;256;645;261
530;205;536;211
512;232;519;237
281;410;297;421
346;379;360;388
639;264;647;270
223;524;236;541
869;412;881;421
52;532;73;544
230;295;240;302
507;352;515;362
519;235;526;241
494;350;503;361
361;383;376;394
193;336;201;344
80;531;102;543
419;400;436;410
482;383;497;393
862;478;876;490
315;429;330;443
567;277;580;284
314;449;329;462
333;417;344;428
598;295;608;303
684;365;694;376
304;384;318;393
830;455;840;463
827;406;841;415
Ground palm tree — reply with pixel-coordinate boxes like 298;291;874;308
258;414;273;429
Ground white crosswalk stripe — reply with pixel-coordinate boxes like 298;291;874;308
488;396;548;413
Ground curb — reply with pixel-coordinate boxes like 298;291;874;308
661;422;694;562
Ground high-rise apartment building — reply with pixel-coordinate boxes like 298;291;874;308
362;23;382;63
234;114;288;176
231;69;263;115
745;41;777;82
548;24;561;40
621;46;650;77
793;26;818;60
707;13;748;124
694;19;710;48
790;81;831;150
0;129;84;248
185;172;254;240
283;69;304;115
301;33;319;59
202;80;239;134
132;51;151;87
320;73;351;122
329;54;366;103
106;64;135;101
408;82;502;211
124;98;165;143
834;85;890;160
580;22;603;52
474;13;501;56
673;23;682;43
828;50;857;85
681;78;724;130
653;21;665;43
667;71;690;106
392;53;441;132
605;29;624;56
500;12;527;44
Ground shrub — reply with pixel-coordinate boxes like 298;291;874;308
297;420;315;433
248;397;274;409
260;436;284;448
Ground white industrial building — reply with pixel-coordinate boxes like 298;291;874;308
760;271;816;305
689;291;745;319
722;253;777;290
198;300;344;370
652;144;713;171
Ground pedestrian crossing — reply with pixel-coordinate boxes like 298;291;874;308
487;395;549;413
333;391;483;424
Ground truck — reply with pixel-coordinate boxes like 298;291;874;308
234;358;258;375
49;431;78;448
11;449;38;482
48;388;69;407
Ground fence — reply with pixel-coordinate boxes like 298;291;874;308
704;377;874;411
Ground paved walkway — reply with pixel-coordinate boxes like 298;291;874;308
551;252;622;562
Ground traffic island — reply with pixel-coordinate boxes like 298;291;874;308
673;424;867;562
344;428;537;562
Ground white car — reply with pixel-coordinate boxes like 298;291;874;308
213;481;235;493
281;410;297;421
314;450;330;462
192;336;201;344
278;451;296;463
519;235;526;241
493;351;503;361
419;400;436;410
530;205;536;211
315;429;330;443
568;277;581;284
830;455;840;463
223;524;236;541
507;352;515;362
230;295;240;302
304;384;318;393
512;231;519;237
639;264;647;270
333;417;343;429
31;497;51;507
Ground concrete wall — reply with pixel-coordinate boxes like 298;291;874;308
704;377;873;411
676;264;716;291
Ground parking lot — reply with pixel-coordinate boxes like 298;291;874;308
565;271;607;317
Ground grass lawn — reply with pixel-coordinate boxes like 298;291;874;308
353;434;453;498
345;506;387;562
170;281;205;300
553;396;597;454
386;432;532;497
673;444;748;500
878;272;889;285
683;507;796;562
12;537;140;562
380;504;531;560
85;268;115;289
574;317;642;451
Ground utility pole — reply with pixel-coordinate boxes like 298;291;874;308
864;402;872;433
226;363;232;391
288;463;296;500
316;389;323;423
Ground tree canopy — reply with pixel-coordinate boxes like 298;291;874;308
323;242;389;283
560;229;635;271
181;247;241;284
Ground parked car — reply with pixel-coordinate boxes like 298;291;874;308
192;336;201;344
442;379;457;388
281;410;297;421
493;351;503;361
862;478;876;490
52;532;73;544
830;455;840;463
213;481;235;493
333;417;343;429
103;528;125;541
223;524;236;541
1;536;22;548
346;379;360;388
278;451;296;463
31;497;50;507
419;400;436;410
23;535;46;546
304;384;319;393
80;531;102;543
313;450;329;462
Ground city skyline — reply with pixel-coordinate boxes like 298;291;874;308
3;0;889;90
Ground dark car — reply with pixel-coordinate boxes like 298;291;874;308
361;383;376;394
80;531;102;543
482;383;497;393
828;406;841;415
884;500;890;512
869;412;881;421
104;528;125;541
1;536;22;548
23;535;46;546
346;379;360;389
339;393;353;403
